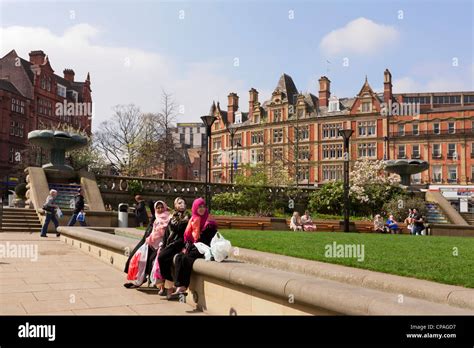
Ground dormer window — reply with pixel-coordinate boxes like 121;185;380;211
361;101;372;113
273;109;282;122
328;97;340;112
57;84;67;98
235;112;242;124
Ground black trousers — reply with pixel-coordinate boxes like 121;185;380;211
174;247;203;288
158;242;184;282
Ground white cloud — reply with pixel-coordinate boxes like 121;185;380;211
0;24;253;130
320;17;399;56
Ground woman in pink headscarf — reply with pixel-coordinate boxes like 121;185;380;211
168;197;217;299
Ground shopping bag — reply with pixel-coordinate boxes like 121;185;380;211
56;207;63;219
149;246;162;287
126;243;148;284
210;232;232;262
77;211;85;222
194;242;212;261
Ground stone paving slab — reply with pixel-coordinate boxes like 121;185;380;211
0;233;203;316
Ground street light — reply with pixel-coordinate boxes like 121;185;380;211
383;136;389;160
227;125;238;184
197;149;204;182
339;128;354;232
201;115;218;211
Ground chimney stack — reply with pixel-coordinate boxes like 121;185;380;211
383;69;392;103
318;76;331;107
248;88;258;119
29;50;46;65
227;92;239;124
63;69;75;82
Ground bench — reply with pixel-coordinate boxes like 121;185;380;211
214;218;271;231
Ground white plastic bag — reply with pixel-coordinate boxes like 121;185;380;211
127;243;148;285
210;232;232;262
56;207;63;219
194;242;212;261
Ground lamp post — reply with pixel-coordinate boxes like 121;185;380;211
201;115;217;211
339;128;354;232
197;149;204;182
383;136;389;160
227;126;238;184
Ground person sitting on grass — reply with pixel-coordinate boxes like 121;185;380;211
290;211;303;231
301;210;317;231
385;214;399;234
168;198;217;300
373;214;384;233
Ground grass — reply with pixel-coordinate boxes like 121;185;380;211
220;229;474;288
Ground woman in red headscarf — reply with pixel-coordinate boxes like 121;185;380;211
168;197;217;299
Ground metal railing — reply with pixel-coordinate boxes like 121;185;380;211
390;128;474;138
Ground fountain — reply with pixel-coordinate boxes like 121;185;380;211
384;159;429;187
28;129;88;171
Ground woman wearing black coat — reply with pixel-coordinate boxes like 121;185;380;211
157;197;190;295
134;195;149;227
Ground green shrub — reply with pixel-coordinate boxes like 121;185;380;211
382;195;427;222
128;180;143;196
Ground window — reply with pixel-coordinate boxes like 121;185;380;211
11;98;25;114
189;133;194;145
471;166;474;182
295;126;309;141
231;134;242;148
448;166;457;182
297;109;305;118
464;95;474;104
297;167;310;181
433;123;440;134
213;139;222;150
57;84;66;98
212;154;221;167
322;165;343;181
471;143;474;158
322;123;342;139
251;149;264;163
412;144;420;158
41;76;46;90
328;99;340;112
273;148;283;161
212;171;222;183
10;121;15;136
179;133;184;143
298;146;310;160
448;144;456;158
398;145;406;158
322;144;343;159
404;96;431;104
432;144;441;158
254;115;260;124
273;109;282;122
448;122;456;134
432;166;442;183
193;170;199;178
358;143;376;158
398;124;405;136
273;129;283;143
358;121;376;137
433;95;461;104
412;124;419;135
251;131;264;144
235;112;242;124
411;173;421;184
361;102;372;112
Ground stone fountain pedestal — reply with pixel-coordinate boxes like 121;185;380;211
384;159;429;188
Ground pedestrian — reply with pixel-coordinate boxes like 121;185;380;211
134;195;149;227
290;211;303;231
68;188;86;226
412;208;424;235
40;189;60;237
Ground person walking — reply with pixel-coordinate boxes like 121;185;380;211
40;189;60;237
68;188;86;226
134;195;149;227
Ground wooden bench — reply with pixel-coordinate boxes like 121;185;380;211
214;218;271;230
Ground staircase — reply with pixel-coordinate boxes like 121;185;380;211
425;203;449;224
0;207;42;233
48;183;81;210
460;212;474;225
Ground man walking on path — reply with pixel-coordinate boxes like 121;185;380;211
68;188;87;226
40;189;60;237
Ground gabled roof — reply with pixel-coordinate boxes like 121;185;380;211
357;76;376;97
274;73;298;104
0;79;23;95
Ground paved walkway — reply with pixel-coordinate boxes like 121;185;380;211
0;233;204;315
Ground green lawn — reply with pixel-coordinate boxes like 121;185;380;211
220;229;474;288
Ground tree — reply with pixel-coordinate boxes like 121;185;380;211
95;104;145;176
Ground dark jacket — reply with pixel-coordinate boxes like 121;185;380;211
162;211;190;250
73;195;85;214
135;200;149;224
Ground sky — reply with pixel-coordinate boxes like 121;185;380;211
0;0;473;130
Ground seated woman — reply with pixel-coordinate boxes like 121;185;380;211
385;214;399;234
157;197;190;296
373;214;384;233
300;210;317;231
124;201;170;289
168;198;217;299
290;212;303;231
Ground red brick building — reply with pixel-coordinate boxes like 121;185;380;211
209;69;474;186
0;50;92;194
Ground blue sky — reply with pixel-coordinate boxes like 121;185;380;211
0;0;472;128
